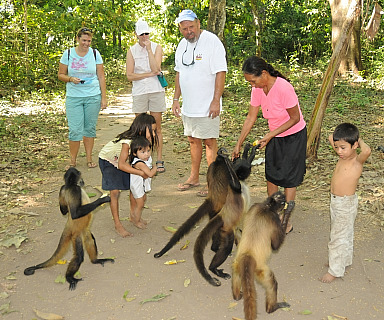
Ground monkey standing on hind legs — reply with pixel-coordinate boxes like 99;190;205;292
154;144;258;284
24;167;114;290
232;191;295;320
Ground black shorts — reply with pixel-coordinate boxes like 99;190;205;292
99;158;130;191
265;127;307;188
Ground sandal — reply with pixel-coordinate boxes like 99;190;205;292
87;161;98;168
178;182;200;191
156;160;166;173
197;189;208;197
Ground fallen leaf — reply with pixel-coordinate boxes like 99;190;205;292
0;292;9;299
87;192;97;198
33;308;64;319
184;278;191;287
163;226;177;233
54;275;66;284
147;248;152;254
5;272;16;280
299;309;312;315
0;233;28;248
228;302;238;309
180;240;190;250
164;259;186;265
122;290;136;302
57;260;66;265
140;293;170;305
0;302;12;315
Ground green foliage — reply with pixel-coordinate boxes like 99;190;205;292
223;0;332;64
0;0;384;97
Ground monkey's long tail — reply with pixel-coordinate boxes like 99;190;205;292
154;200;215;258
240;254;257;320
193;215;224;286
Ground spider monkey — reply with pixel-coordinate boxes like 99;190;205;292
24;167;113;290
154;144;258;286
231;192;295;320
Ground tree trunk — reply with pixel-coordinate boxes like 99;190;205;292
207;0;226;41
23;0;29;80
250;0;265;56
329;0;362;74
307;0;361;160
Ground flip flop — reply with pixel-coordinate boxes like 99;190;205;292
87;162;98;168
156;160;166;173
178;183;200;191
197;189;208;197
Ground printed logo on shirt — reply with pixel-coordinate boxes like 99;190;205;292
196;53;203;61
71;58;88;70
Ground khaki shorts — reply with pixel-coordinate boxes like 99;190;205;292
182;114;220;139
132;92;166;113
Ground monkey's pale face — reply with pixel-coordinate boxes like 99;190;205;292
135;146;152;162
333;139;358;160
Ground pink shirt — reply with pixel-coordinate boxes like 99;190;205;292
250;77;306;137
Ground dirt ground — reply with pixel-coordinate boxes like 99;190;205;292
1;94;383;320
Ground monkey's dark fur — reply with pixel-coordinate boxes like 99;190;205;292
232;192;295;319
154;144;257;286
24;167;113;290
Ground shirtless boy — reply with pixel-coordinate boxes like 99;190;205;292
321;123;371;283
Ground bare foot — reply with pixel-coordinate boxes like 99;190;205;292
131;220;147;229
140;218;148;225
115;224;133;238
320;272;336;283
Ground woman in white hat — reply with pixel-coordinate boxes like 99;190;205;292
126;20;166;173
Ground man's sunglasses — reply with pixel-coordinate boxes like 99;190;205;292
140;33;149;36
182;40;199;66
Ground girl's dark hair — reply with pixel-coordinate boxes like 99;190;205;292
333;123;359;146
129;136;151;164
242;56;289;82
114;113;158;149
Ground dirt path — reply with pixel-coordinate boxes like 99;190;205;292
1;94;383;320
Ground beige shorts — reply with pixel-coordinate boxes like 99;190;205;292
182;114;220;139
132;91;166;113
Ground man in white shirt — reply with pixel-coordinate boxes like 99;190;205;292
172;9;227;196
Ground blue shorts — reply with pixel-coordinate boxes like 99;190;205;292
65;94;101;141
99;158;130;191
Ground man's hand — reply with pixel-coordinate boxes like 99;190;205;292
208;99;220;119
172;100;181;117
